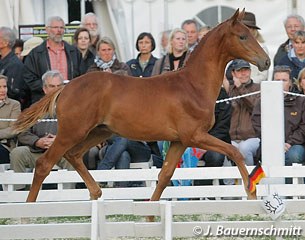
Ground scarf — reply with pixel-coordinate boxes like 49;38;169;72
169;52;187;71
94;54;116;70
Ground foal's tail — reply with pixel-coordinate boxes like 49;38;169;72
13;87;64;133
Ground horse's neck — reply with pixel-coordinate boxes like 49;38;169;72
186;35;228;89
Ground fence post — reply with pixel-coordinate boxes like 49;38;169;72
160;200;172;240
261;81;285;186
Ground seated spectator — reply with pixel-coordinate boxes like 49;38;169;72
274;14;305;66
278;30;305;81
252;65;305;182
225;59;260;166
296;67;305;94
10;70;73;191
0;74;21;164
127;32;158;77
0;27;26;106
96;136;152;187
87;36;131;75
73;27;95;72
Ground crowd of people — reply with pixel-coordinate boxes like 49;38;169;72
1;10;305;191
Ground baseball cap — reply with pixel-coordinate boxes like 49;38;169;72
230;59;250;71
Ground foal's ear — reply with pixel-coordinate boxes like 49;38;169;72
231;8;245;24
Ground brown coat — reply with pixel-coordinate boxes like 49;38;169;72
228;80;260;141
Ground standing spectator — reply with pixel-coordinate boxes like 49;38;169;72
0;74;21;164
225;59;260;166
252;65;305;177
87;36;131;75
181;19;199;52
274;14;305;66
23;16;84;105
242;12;269;83
278;30;305;81
73;27;95;72
13;39;24;61
152;28;190;75
81;12;101;55
0;27;26;105
127;32;158;78
198;25;211;40
10;70;73;191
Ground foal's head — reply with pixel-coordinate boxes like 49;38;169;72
222;9;270;71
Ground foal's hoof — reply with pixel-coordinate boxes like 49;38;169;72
146;216;155;222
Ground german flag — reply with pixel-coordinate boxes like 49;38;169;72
248;162;266;193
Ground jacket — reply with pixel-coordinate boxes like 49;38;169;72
209;88;232;143
127;54;158;77
0;51;26;102
87;59;132;76
273;39;290;66
228;80;260;141
278;49;305;80
23;40;84;104
252;94;305;146
17;115;57;153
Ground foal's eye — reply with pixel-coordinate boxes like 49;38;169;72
240;35;247;40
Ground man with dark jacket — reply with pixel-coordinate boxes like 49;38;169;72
0;27;27;107
252;65;305;169
23;16;84;105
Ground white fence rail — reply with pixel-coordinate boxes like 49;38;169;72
1;199;305;239
1;165;305;202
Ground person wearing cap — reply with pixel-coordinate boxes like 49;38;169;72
252;65;305;182
227;59;260;166
274;14;305;66
23;16;84;105
242;11;269;84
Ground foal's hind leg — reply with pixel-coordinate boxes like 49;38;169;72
64;127;113;200
192;132;256;200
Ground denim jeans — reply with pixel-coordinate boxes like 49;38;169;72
231;138;260;166
96;137;151;187
285;144;305;166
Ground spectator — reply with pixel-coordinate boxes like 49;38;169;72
252;65;305;179
73;27;95;72
274;14;305;66
296;67;305;94
159;29;171;57
181;19;199;51
80;12;101;55
87;36;131;75
0;74;21;164
13;39;24;61
278;30;305;81
242;11;269;83
198;25;211;40
225;59;260;166
0;27;26;106
96;136;152;187
20;37;43;61
127;32;158;78
152;28;190;75
194;87;232;186
10;70;73;191
23;16;84;105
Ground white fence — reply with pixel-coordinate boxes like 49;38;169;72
1;199;305;239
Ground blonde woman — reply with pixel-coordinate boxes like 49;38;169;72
297;67;305;94
151;28;190;75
